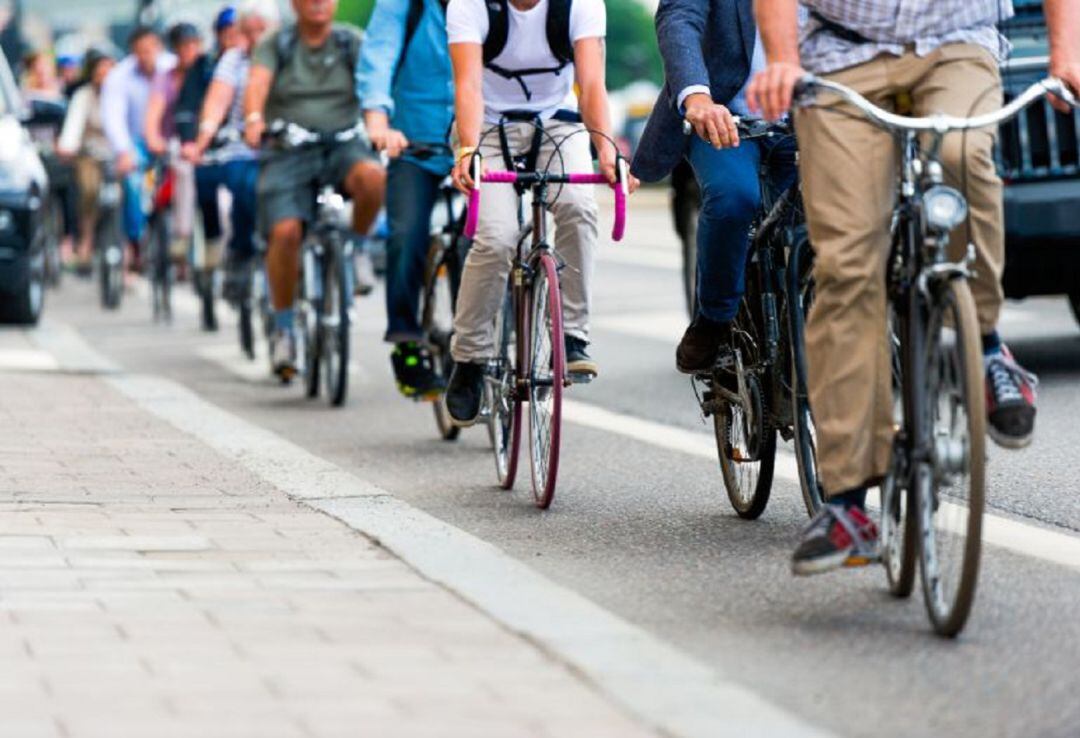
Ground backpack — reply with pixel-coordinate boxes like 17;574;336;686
482;0;574;101
275;24;361;74
393;0;443;86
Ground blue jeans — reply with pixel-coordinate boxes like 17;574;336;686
121;145;149;246
686;133;798;323
195;158;259;259
384;159;442;343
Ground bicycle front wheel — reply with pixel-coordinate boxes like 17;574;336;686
527;255;564;510
321;239;350;407
917;279;986;637
150;214;172;323
490;284;521;488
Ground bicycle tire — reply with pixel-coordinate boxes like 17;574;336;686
917;279;985;637
491;283;521;489
716;370;777;520
786;235;823;516
527;254;564;510
882;305;917;597
150;213;172;323
321;239;350;407
422;236;459;441
98;211;124;310
238;300;255;360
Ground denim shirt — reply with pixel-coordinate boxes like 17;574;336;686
357;0;455;175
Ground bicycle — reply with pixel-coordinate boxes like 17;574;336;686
463;147;628;509
95;163;125;311
411;143;470;440
683;118;823;519
793;74;1077;636
264;120;358;407
142;154;175;324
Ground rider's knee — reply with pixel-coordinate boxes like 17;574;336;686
700;176;758;222
939;131;996;185
269;219;303;249
347;162;386;201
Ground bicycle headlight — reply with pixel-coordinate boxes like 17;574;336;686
923;185;968;232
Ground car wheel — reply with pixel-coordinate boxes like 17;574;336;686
0;253;45;325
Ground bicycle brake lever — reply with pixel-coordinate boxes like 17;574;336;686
792;75;819;109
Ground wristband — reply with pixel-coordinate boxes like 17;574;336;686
456;146;477;163
245;111;264;125
198;119;217;134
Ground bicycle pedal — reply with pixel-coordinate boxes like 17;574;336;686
567;372;594;385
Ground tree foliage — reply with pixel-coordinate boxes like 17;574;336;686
338;0;662;91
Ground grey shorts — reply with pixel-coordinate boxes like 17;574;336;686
257;138;379;232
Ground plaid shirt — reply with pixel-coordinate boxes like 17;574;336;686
800;0;1014;74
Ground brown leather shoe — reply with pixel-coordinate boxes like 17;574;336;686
676;316;732;374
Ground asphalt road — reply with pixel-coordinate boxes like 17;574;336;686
43;196;1080;737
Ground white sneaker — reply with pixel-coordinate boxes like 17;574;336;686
270;330;297;381
354;251;376;297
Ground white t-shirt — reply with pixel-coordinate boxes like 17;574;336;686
446;0;606;123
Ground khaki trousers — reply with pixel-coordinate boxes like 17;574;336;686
451;120;599;362
795;43;1004;495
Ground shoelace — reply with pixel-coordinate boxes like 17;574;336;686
987;353;1038;405
802;504;877;557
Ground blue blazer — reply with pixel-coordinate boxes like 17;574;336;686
632;0;755;182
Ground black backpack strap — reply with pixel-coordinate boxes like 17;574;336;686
545;0;574;65
807;10;872;45
393;0;432;86
483;0;510;64
331;26;361;70
275;26;297;69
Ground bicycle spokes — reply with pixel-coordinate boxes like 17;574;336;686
527;257;564;509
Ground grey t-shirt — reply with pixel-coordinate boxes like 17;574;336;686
252;24;362;133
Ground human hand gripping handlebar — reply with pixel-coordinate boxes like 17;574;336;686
463;154;629;242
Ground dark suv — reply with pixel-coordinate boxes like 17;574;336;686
672;3;1080;326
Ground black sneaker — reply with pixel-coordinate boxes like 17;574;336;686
391;342;446;400
792;504;879;576
445;361;485;427
985;345;1037;449
676;316;732;374
565;336;598;377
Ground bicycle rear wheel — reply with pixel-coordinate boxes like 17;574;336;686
423;237;459;440
97;211;124;310
150;213;172;323
917;279;985;637
321;239;350;407
490;284;521;488
527;254;564;509
786;235;822;516
882;305;917;597
716;371;777;519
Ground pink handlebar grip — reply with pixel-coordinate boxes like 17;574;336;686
464;187;481;239
611;181;627;242
482;171;519;184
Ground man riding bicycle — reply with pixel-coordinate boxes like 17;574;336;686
357;0;455;399
632;0;797;378
747;0;1080;575
243;0;386;379
443;0;631;426
101;27;175;271
184;0;280;308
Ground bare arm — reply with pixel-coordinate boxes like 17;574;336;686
574;38;620;183
746;0;804;121
195;79;236;152
243;64;273;148
449;42;484;192
1046;0;1080;109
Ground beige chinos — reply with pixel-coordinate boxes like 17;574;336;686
451;119;599;362
795;43;1004;496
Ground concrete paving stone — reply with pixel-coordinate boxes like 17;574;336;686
0;554;69;568
68;555;235;573
0;535;55;550
0;717;63;738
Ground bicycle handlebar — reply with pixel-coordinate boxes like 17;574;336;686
795;75;1078;133
463;155;628;242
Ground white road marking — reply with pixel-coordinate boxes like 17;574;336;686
0;348;59;372
32;320;828;738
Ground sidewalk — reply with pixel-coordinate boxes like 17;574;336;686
0;330;655;738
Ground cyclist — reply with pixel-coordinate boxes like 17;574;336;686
243;0;386;378
57;49;116;275
175;6;242;149
443;0;633;426
632;0;797;376
357;0;454;399
747;0;1080;574
145;23;206;284
184;0;280;306
101;26;175;271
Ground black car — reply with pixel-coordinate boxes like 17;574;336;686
0;47;60;325
672;2;1080;327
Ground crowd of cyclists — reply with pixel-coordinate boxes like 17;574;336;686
22;0;1080;592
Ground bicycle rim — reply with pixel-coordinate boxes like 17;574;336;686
322;244;350;407
881;305;917;597
527;256;564;509
491;287;520;488
716;371;776;519
917;280;986;637
302;302;320;397
787;239;822;515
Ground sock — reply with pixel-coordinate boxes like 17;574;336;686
274;308;294;332
348;231;368;253
982;330;1002;357
830;486;867;510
